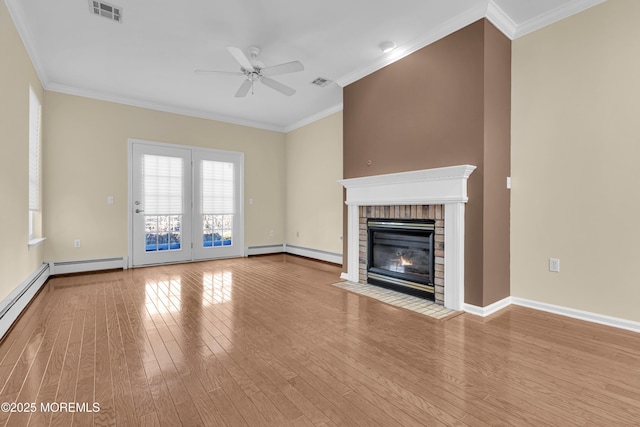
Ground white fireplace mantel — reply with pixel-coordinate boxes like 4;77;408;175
339;165;476;311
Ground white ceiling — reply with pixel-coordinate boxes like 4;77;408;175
6;0;604;132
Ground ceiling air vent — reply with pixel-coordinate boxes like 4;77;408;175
311;77;331;88
89;0;122;23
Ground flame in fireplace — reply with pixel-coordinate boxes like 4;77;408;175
400;256;413;266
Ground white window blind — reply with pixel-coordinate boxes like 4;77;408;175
202;160;234;214
143;154;183;215
28;88;42;212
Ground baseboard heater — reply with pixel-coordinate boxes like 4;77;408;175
50;257;127;275
246;244;342;265
246;245;285;256
0;263;50;339
284;244;342;265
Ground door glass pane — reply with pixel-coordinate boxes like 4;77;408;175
201;160;234;248
142;154;184;252
203;214;232;247
143;155;183;215
146;215;182;252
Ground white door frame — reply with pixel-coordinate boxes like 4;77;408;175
128;138;245;268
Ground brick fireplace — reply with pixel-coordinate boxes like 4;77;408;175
339;165;476;311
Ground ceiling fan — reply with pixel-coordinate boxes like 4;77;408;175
195;46;304;97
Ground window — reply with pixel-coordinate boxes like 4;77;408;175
28;87;42;242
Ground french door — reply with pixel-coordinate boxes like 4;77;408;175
130;140;244;267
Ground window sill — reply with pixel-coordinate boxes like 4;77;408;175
28;237;46;248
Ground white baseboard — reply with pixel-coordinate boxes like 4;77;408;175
50;257;127;275
340;272;349;280
512;297;640;334
464;296;513;317
0;263;50;339
284;244;342;265
463;295;640;333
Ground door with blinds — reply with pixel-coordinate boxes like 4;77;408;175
192;149;243;260
131;141;243;267
132;143;193;266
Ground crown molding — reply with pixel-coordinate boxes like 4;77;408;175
4;0;49;87
7;0;607;131
46;82;287;133
335;3;487;87
283;103;343;133
486;1;517;39
512;0;607;39
336;0;606;86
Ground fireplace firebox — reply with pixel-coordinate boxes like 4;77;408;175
367;218;435;300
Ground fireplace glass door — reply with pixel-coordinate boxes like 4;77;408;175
367;219;435;299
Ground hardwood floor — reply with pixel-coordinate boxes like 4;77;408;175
0;254;639;426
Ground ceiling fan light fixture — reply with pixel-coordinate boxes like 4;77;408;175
379;42;396;53
198;46;303;98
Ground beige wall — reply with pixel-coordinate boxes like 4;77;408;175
285;112;343;254
512;0;640;322
43;92;286;261
0;1;45;300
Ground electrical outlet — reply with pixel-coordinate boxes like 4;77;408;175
74;240;81;248
549;258;560;272
269;230;274;237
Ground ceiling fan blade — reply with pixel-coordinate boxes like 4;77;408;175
194;70;244;77
261;60;304;77
261;77;295;96
235;79;252;98
227;46;253;70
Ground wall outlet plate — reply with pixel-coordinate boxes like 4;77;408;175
549;258;560;272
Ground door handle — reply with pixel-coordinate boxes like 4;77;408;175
135;209;144;214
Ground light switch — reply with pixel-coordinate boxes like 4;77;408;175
107;196;114;205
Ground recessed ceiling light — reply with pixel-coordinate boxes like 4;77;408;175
379;42;396;53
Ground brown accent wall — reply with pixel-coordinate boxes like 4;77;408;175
482;20;511;305
343;19;511;307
